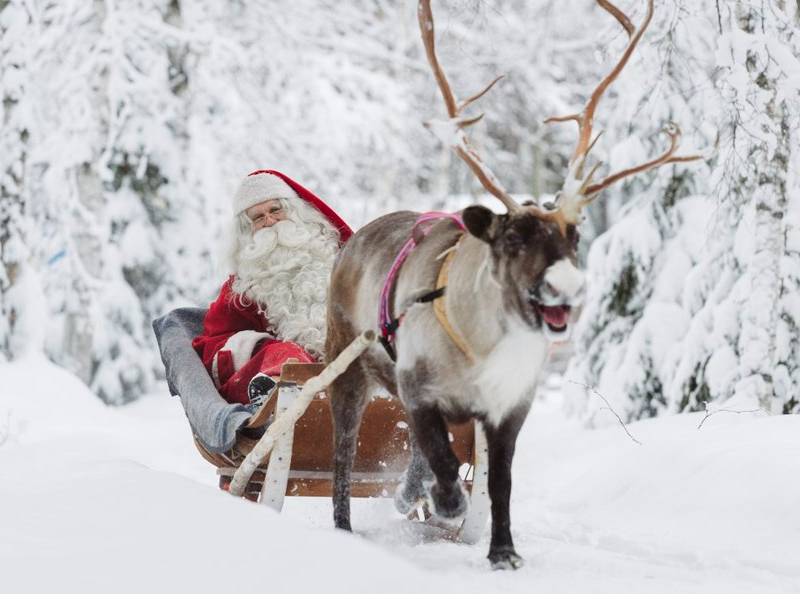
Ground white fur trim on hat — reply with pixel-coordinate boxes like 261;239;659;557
233;173;299;214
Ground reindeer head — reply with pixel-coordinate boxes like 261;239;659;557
462;204;584;341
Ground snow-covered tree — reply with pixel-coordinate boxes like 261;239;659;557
0;0;199;402
6;0;588;403
0;1;31;360
3;0;796;415
565;0;800;423
719;1;799;414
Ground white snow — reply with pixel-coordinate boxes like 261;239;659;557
2;355;798;593
1;2;797;592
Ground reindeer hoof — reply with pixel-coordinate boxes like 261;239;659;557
393;484;422;516
428;481;469;520
334;520;352;532
394;469;435;516
333;510;352;532
488;546;524;570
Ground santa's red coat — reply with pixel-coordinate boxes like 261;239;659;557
192;170;352;405
191;276;314;405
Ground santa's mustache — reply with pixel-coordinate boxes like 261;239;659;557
238;220;316;262
232;229;338;359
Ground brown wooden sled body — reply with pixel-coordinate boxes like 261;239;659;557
195;362;490;542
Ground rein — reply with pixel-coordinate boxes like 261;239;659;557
378;212;473;363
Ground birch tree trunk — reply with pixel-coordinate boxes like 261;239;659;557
0;3;30;360
732;3;790;414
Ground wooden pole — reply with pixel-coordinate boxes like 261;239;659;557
229;330;376;497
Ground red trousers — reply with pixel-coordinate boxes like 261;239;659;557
219;339;314;405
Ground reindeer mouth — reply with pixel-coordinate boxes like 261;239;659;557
532;303;572;335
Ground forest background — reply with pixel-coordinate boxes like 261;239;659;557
1;0;798;423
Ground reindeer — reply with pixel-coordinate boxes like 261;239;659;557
325;0;700;569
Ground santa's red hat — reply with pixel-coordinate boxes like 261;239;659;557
234;170;352;243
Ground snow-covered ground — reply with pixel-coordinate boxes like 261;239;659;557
1;355;798;593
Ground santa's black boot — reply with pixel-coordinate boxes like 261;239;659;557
247;373;276;405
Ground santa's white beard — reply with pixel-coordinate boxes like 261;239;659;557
231;219;338;359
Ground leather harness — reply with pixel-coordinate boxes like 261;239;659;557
378;213;475;364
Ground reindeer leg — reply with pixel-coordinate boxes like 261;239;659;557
483;406;529;570
405;403;468;520
394;430;435;515
330;361;368;531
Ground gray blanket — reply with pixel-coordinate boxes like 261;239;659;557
152;307;255;453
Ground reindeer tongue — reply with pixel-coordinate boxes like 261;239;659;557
540;305;570;328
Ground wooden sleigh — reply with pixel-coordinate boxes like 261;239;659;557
193;360;491;542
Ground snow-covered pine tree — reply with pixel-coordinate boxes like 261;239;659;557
562;1;718;424
667;0;800;417
685;0;799;415
1;1;63;361
726;1;798;414
565;0;800;424
86;0;203;403
0;1;32;359
0;0;198;403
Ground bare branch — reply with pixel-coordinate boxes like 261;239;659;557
567;380;642;446
697;402;765;430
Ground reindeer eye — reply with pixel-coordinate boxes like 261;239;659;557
565;224;580;246
505;230;523;247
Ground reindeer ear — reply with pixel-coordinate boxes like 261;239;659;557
463;205;498;243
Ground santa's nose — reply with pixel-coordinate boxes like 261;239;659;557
253;215;282;231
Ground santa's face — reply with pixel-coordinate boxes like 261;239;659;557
231;198;340;359
245;199;287;232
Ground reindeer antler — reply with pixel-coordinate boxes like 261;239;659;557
418;0;523;215
545;0;702;231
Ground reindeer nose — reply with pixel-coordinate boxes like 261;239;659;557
544;259;585;299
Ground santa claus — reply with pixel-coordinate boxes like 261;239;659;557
192;170;352;405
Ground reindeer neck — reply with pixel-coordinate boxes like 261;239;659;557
443;235;507;359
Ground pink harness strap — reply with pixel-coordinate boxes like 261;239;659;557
379;212;465;347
